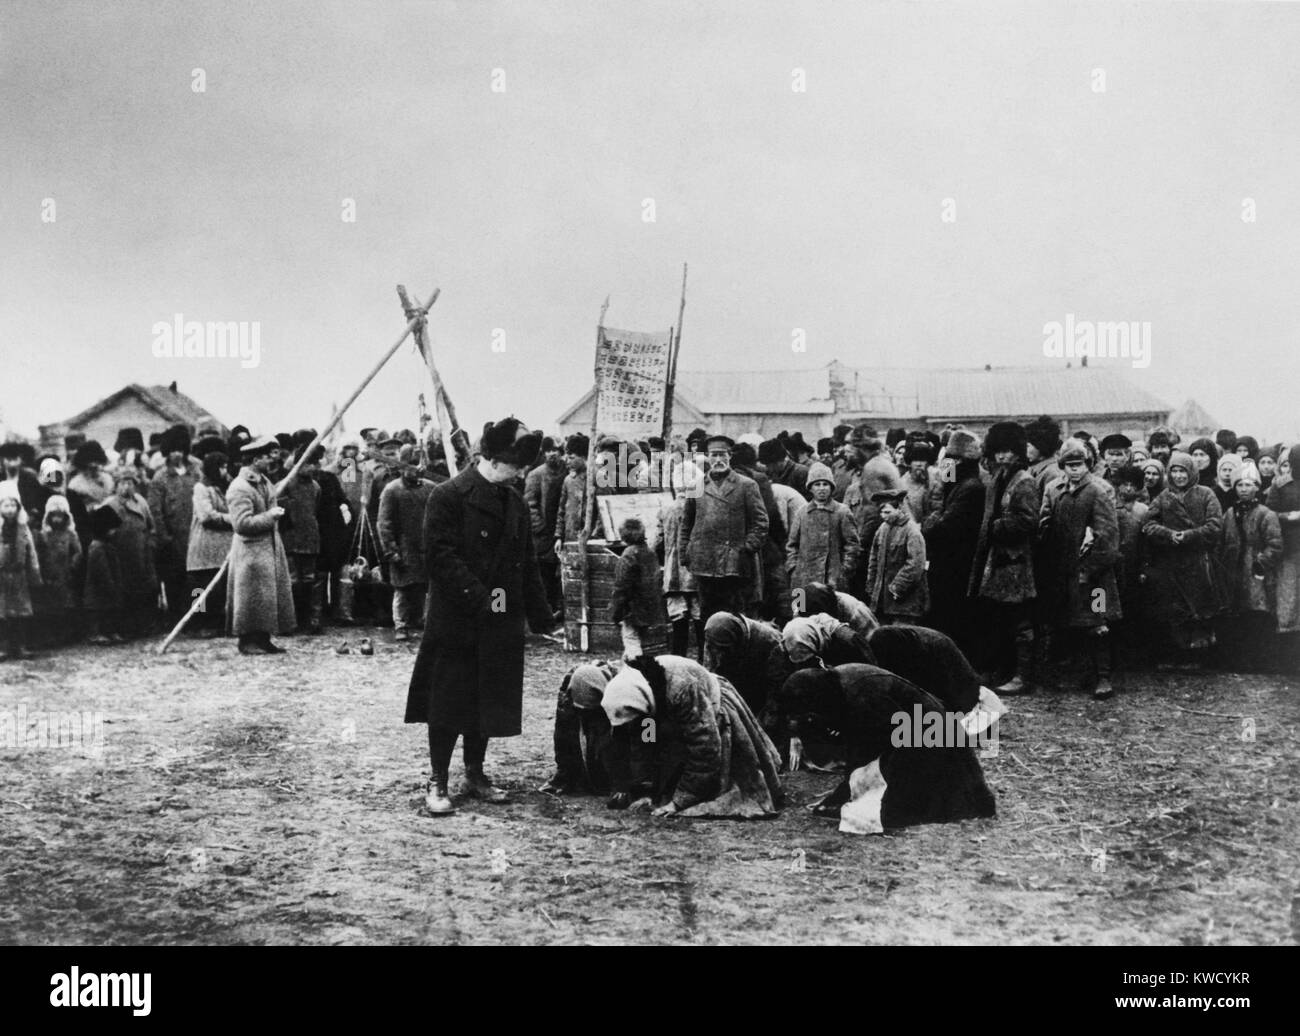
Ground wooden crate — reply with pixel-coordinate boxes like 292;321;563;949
559;541;668;655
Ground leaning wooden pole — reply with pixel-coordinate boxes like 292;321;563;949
397;284;460;476
157;287;442;654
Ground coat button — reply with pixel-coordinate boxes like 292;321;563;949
481;530;488;537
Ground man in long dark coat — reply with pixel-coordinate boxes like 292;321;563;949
404;417;555;815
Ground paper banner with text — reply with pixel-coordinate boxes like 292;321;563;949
594;326;672;440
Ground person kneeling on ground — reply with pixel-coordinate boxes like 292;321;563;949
772;664;996;833
601;654;784;819
539;661;655;807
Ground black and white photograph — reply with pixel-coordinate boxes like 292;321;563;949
0;0;1296;1001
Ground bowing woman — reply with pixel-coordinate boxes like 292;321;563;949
772;663;996;830
600;654;784;819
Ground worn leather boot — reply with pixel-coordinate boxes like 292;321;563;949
996;634;1038;696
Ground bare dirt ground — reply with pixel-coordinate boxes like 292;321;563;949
1;628;1297;946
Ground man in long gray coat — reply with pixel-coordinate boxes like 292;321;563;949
404;417;555;815
226;436;295;655
679;434;768;621
378;445;436;642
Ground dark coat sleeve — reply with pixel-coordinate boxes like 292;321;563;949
742;479;769;554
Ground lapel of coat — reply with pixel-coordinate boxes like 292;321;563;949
460;467;505;522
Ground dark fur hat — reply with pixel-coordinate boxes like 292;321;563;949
984;421;1027;461
564;433;590;457
73;440;109;469
159;424;192;457
89;504;123;539
114;427;145;454
1022;416;1062;458
685;427;710;449
731;442;758;468
191;435;228;460
787;432;813;458
0;441;25;462
816;437;836;456
903;441;934;465
885;427;907;449
481;417;541;467
1147;425;1178;450
758;439;788;464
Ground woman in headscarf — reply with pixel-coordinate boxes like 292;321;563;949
1216;462;1281;672
540;660;651;805
781;613;874;669
1234;436;1259;463
601;653;783;818
1265;444;1300;670
1142;450;1227;668
1211;453;1242;513
771;664;996;832
1256;445;1280;496
1140;458;1166;501
1186;437;1219;489
702;611;784;715
794;581;879;634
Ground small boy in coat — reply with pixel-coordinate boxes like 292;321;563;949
611;517;663;659
786;462;860;592
864;489;928;623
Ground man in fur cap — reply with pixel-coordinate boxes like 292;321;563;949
148;424;199;625
405;417;556;815
759;438;810;499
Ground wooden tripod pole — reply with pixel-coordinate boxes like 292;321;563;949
397;284;460;476
157;287;442;654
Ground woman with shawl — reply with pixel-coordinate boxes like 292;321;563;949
600;654;783;818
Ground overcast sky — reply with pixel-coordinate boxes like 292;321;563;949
4;0;1299;443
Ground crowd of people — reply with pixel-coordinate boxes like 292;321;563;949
1;416;1297;680
3;410;1296;828
0;421;458;657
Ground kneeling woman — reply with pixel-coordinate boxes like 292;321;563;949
601;654;784;818
772;664;996;831
540;661;653;807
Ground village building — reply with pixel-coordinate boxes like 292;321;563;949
557;359;1176;442
38;382;228;456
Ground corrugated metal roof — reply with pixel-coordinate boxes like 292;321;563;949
676;367;832;412
834;364;1169;420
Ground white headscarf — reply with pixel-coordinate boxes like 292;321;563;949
602;665;654;727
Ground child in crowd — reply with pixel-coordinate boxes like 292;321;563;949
610;516;662;660
0;484;43;660
35;495;82;646
84;505;125;645
786;462;860;591
864;488;928;623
